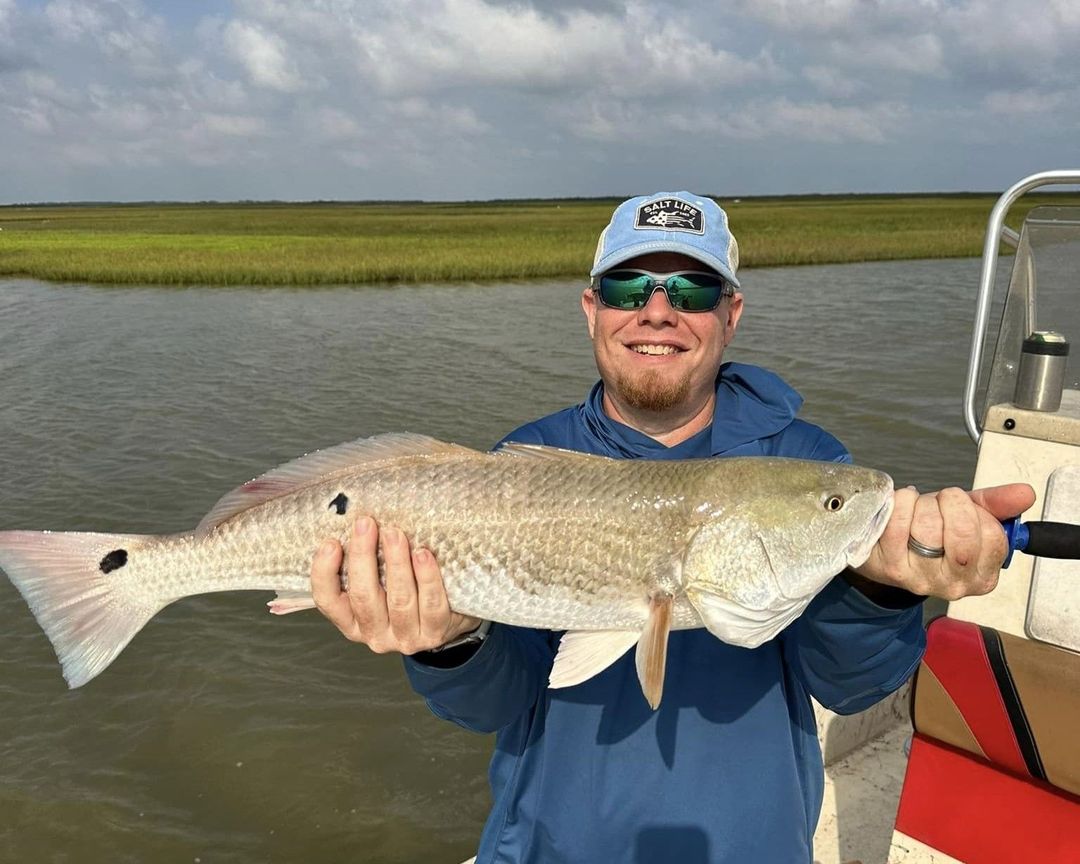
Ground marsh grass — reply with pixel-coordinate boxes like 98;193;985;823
2;195;1076;285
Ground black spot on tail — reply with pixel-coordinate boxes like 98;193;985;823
329;492;349;515
99;549;128;574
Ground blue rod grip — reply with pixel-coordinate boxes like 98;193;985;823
1001;516;1029;568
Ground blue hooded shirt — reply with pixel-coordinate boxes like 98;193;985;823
405;362;924;864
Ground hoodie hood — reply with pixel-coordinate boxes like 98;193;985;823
579;362;802;459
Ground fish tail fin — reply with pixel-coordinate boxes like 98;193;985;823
0;530;162;688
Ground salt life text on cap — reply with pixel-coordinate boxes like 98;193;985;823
591;192;741;289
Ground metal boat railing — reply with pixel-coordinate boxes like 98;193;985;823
964;170;1080;444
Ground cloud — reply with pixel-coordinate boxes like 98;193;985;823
309;106;365;144
44;0;171;79
983;87;1075;115
552;95;905;145
0;0;1078;202
225;0;776;98
222;19;305;92
728;98;908;144
802;64;862;98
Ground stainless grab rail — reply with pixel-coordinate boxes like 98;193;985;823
963;170;1080;444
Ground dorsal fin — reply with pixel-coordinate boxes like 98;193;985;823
195;433;472;539
495;443;615;464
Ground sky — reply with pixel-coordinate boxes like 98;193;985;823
0;0;1078;203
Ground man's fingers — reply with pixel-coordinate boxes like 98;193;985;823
908;491;946;552
876;486;918;577
967;483;1036;520
347;516;388;634
938;487;982;574
383;525;421;646
310;539;360;638
413;546;452;644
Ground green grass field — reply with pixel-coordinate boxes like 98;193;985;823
1;194;1076;285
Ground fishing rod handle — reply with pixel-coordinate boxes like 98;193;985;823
1024;521;1080;560
1001;517;1080;567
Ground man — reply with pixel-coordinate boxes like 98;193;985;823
310;192;1034;862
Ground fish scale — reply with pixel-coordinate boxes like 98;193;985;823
0;433;893;696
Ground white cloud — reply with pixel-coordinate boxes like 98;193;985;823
8;102;53;134
90;101;156;135
802;64;862;98
827;32;945;76
44;0;170;78
983;87;1074;115
201;112;267;137
1;0;1079;201
44;0;107;43
226;0;776;98
0;0;16;32
735;0;942;37
22;71;79;106
389;98;490;135
554;95;905;145
728;98;908;143
223;19;305;92
942;1;1080;84
310;106;365;143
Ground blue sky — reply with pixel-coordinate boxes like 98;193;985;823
1;0;1077;203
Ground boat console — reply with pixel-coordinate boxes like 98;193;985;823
892;171;1080;863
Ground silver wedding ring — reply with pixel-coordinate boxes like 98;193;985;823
907;536;946;558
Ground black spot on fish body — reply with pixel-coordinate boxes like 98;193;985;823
329;492;349;515
99;549;128;573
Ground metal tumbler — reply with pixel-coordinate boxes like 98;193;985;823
1013;330;1070;412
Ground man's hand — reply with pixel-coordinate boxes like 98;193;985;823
310;515;482;654
854;483;1036;600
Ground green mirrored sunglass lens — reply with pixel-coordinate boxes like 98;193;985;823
665;285;721;310
598;271;727;311
668;273;724;290
599;275;651;308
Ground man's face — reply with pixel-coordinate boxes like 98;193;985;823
581;251;744;415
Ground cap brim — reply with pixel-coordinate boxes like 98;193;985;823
590;240;741;288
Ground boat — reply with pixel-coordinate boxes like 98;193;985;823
813;170;1080;863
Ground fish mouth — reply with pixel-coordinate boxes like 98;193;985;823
844;493;894;569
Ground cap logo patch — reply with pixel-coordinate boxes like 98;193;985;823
634;198;704;234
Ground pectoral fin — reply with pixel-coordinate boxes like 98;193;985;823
267;590;317;615
548;593;674;709
635;593;674;710
549;630;640;690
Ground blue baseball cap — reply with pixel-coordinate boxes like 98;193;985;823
590;191;741;288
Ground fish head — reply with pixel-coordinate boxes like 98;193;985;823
683;459;894;647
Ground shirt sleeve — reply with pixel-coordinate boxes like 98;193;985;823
403;624;558;733
783;575;925;714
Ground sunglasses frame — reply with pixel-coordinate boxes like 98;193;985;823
592;268;735;313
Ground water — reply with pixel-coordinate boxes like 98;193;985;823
0;259;995;862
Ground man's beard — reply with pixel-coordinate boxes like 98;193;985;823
611;368;691;413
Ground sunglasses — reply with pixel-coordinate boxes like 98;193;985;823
593;269;734;312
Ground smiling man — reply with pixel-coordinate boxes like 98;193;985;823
311;192;1034;863
586;249;741;432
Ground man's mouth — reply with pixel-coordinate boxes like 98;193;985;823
629;344;684;356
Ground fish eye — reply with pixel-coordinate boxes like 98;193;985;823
824;494;845;512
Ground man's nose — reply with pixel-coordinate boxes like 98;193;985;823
638;285;679;325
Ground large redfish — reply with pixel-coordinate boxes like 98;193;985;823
0;433;893;707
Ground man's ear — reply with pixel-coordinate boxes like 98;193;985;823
723;294;745;347
581;287;598;339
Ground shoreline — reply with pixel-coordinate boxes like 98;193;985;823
2;194;1075;286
